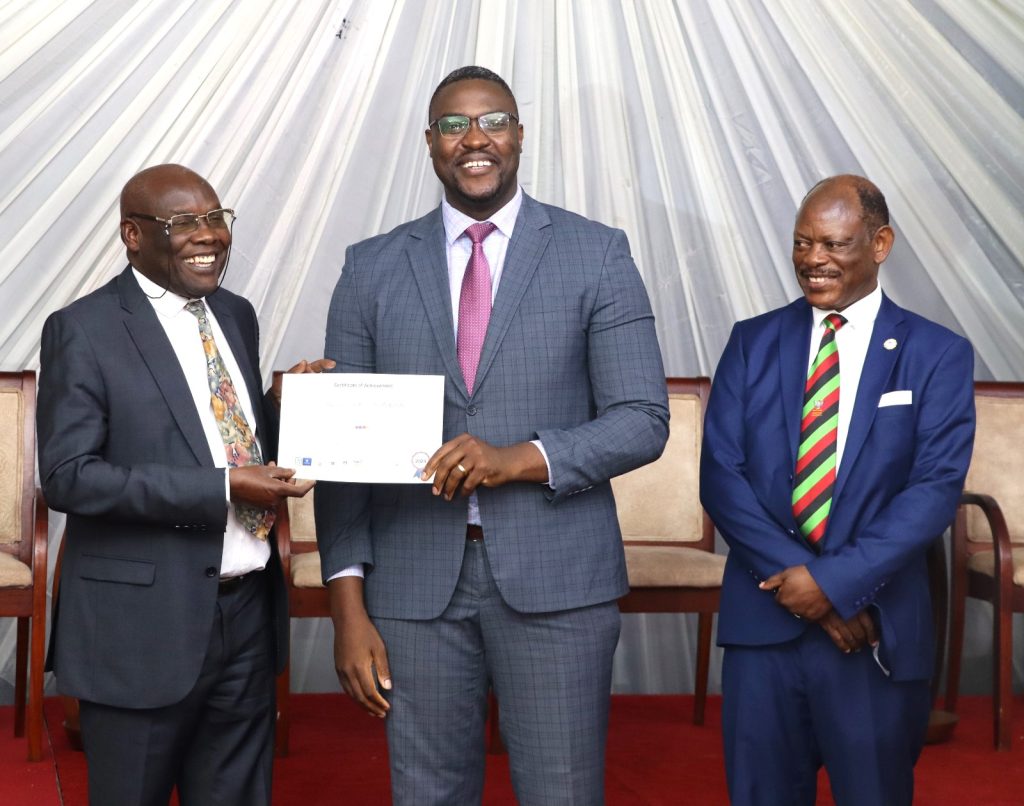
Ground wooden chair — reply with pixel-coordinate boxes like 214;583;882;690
0;370;49;760
274;489;328;755
613;376;724;724
945;381;1024;750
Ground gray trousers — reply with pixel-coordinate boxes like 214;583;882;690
376;538;621;806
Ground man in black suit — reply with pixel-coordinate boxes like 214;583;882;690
37;164;317;805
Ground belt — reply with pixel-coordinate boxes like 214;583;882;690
218;568;265;594
466;524;484;542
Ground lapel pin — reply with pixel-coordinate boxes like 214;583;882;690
883;338;897;350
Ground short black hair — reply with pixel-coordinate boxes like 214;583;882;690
428;65;516;121
803;175;889;233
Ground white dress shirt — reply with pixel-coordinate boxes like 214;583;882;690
806;284;882;471
133;268;270;578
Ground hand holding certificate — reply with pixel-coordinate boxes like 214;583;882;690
277;373;444;483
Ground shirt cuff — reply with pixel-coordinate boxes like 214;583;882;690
223;469;230;502
531;439;555;490
327;564;365;581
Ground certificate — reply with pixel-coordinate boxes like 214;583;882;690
277;373;444;483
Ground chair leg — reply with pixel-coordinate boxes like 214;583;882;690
693;611;713;726
944;582;967;716
994;598;1012;750
28;613;45;761
14;617;27;738
275;664;291;757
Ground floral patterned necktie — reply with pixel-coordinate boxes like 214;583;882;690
185;300;273;540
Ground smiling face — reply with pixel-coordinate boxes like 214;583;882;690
792;181;894;311
425;78;523;220
120;165;231;299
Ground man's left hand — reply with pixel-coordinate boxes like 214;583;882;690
422;434;548;501
759;564;831;620
269;358;337;409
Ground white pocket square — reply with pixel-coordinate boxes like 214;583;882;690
878;390;912;407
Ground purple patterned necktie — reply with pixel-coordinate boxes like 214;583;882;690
457;221;497;394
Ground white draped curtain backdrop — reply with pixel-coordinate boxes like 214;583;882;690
0;0;1021;698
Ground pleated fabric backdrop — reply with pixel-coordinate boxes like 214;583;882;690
1;0;1021;697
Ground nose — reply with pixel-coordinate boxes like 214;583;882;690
461;119;490;148
806;243;829;266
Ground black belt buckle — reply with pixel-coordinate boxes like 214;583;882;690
466;525;484;542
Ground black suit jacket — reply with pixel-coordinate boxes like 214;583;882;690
37;267;287;708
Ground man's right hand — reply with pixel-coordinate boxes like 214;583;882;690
329;576;391;717
229;462;315;509
816;608;878;654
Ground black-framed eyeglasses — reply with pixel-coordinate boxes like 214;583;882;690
128;208;236;236
428;112;518;138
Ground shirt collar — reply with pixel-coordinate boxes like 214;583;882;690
132;266;203;318
441;186;523;246
810;284;882;331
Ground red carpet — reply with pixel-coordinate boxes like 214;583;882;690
0;694;1020;804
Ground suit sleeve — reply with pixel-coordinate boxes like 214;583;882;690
700;323;818;576
314;246;375;578
807;337;975;619
36;308;228;527
535;229;669;500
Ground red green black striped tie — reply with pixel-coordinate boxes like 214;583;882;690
792;313;847;550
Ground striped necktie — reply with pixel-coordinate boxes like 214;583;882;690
792;313;847;550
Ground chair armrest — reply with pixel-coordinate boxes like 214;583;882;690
275;499;292;579
958;491;1013;594
32;488;48;585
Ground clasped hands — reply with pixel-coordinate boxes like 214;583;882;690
759;565;877;655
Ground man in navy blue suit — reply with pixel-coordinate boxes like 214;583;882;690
700;175;975;805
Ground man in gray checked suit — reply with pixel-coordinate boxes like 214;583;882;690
315;65;669;805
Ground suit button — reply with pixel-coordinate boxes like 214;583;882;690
467;404;478;416
205;567;217;578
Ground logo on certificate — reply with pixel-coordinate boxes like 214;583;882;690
411;451;429;479
301;457;312;466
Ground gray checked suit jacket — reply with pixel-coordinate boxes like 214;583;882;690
315;194;669;618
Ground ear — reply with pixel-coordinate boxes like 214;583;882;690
424;127;433;154
120;218;140;252
872;224;895;264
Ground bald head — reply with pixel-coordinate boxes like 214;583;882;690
800;174;889;234
119;164;215;218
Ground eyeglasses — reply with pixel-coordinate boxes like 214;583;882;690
428;112;518;139
128;208;236;236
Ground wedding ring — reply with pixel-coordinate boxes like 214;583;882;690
457;463;467;474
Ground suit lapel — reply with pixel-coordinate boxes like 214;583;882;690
473;196;551;394
779;300;813;468
833;294;906;501
117;268;213;466
406;210;466;396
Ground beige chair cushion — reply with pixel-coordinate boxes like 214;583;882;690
0;389;24;546
0;552;31;586
966;395;1024;546
625;544;726;588
612;393;704;543
291;551;325;589
287;491;317;543
967;549;1024;587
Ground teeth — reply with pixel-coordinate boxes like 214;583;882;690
463;160;493;168
186;255;216;266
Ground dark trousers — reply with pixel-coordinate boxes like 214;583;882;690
79;571;276;806
722;625;931;806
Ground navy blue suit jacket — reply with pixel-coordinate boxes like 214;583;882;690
700;294;974;681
